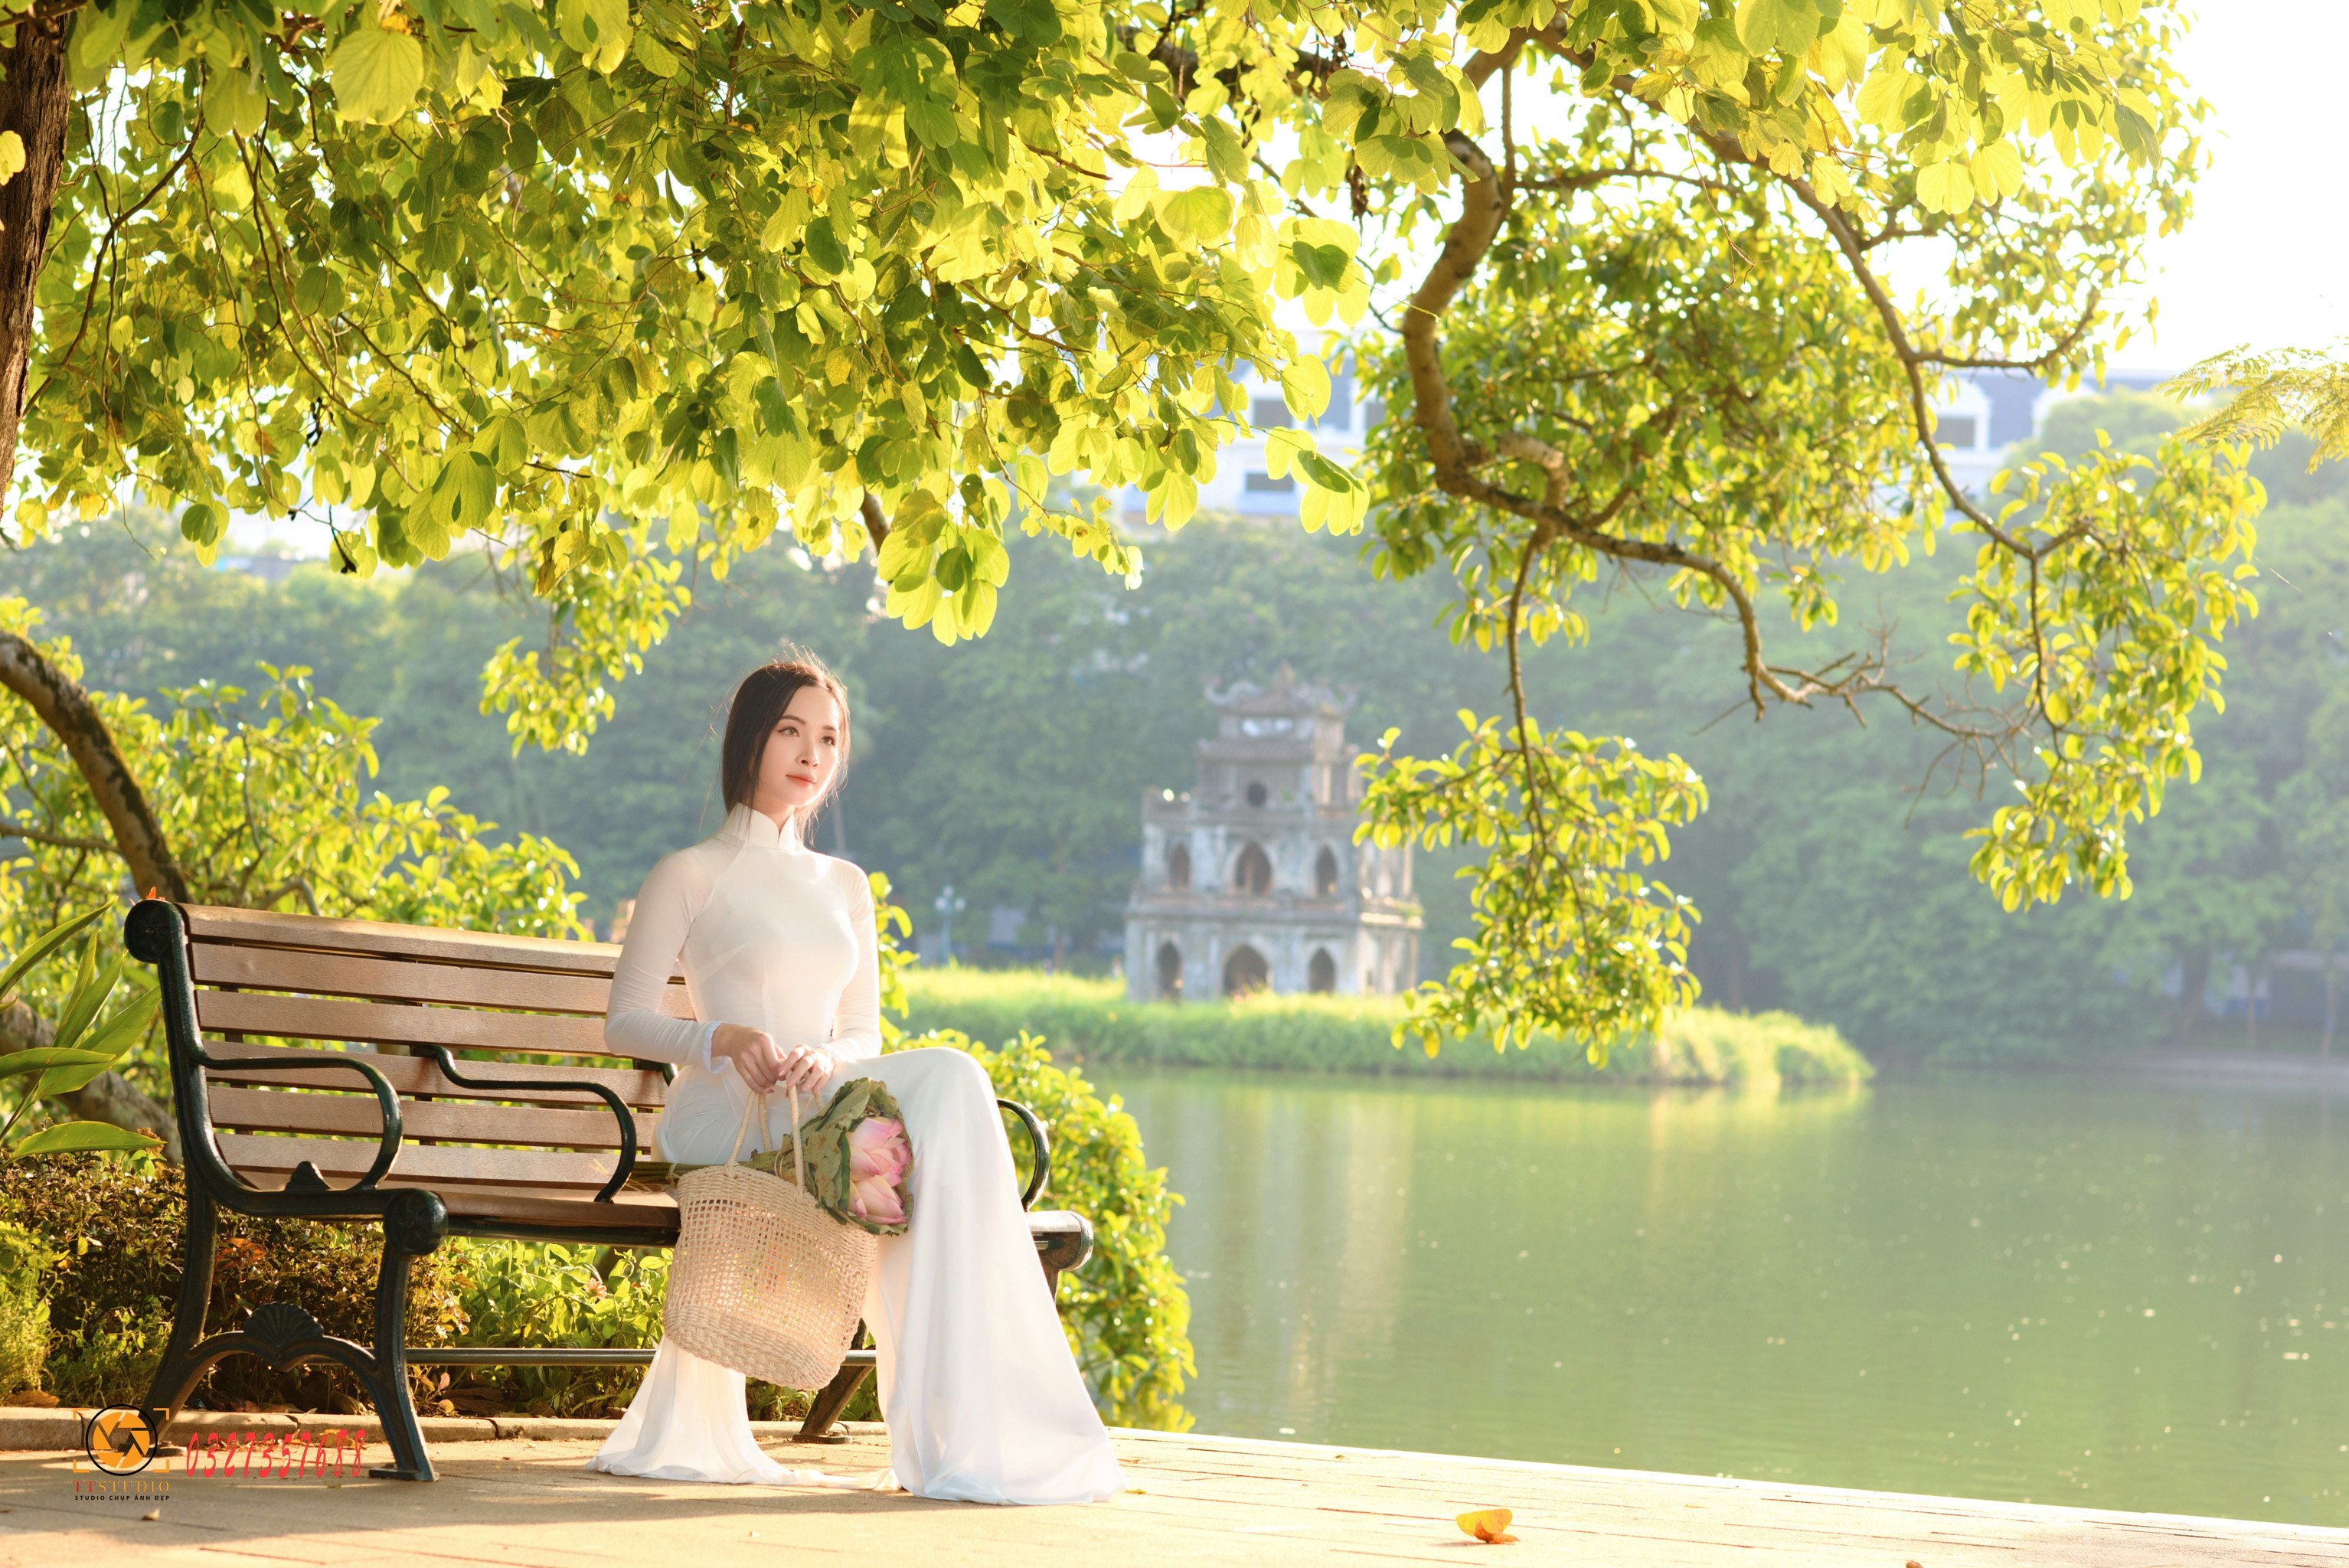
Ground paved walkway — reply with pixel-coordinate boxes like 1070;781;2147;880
9;1426;2349;1566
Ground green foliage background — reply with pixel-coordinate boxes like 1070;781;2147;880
0;1156;473;1412
903;969;1868;1087
16;392;2344;1064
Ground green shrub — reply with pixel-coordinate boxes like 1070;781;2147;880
433;1241;667;1418
0;1155;471;1411
0;1135;1126;1426
0;1220;57;1396
901;1027;1193;1430
429;1240;861;1423
902;969;1872;1087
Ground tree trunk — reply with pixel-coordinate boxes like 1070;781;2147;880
0;14;178;1159
0;6;76;496
2170;949;2210;1049
0;633;190;1161
2324;950;2339;1060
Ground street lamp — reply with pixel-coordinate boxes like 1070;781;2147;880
934;883;968;963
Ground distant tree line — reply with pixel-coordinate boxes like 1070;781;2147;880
11;395;2344;1064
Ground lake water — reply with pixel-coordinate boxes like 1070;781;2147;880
1093;1067;2349;1526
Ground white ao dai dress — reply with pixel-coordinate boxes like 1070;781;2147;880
582;801;1124;1504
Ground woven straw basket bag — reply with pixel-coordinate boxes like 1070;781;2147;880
664;1085;877;1390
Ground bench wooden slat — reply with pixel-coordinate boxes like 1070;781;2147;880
206;1174;687;1233
207;1086;658;1151
182;904;628;975
202;1043;669;1108
217;1133;620;1190
198;990;625;1058
428;1184;682;1231
190;942;694;1018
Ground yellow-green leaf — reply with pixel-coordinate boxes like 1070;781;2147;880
1915;161;1975;214
1854;64;1910;132
1736;0;1822;55
0;1047;113;1080
329;27;425;125
1279;354;1332;421
632;30;681;77
1968;140;2024;202
207;65;268;139
1155;186;1233;248
11;1121;162;1156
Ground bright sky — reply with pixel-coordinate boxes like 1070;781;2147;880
2110;2;2349;372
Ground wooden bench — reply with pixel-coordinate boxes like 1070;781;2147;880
123;897;1093;1481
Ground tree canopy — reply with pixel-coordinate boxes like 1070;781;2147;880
0;0;2282;1057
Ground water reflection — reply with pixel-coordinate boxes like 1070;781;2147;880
1097;1069;2349;1525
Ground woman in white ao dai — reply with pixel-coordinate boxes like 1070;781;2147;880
583;657;1123;1506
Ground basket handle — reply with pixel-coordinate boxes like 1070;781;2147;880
721;1081;809;1192
788;1084;805;1190
722;1084;766;1165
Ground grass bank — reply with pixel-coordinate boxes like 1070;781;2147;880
901;969;1872;1088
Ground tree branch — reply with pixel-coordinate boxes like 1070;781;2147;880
1116;24;1343;100
0;633;190;902
0;633;193;1157
0;818;112;851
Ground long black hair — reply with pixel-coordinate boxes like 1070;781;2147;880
718;652;853;820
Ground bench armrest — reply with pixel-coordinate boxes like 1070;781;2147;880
996;1098;1051;1210
420;1046;641;1201
197;1048;405;1191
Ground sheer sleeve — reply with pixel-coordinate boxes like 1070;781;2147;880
604;851;719;1073
825;861;884;1064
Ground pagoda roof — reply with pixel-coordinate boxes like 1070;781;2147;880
1204;663;1353;720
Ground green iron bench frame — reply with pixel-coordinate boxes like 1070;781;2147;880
123;897;1091;1481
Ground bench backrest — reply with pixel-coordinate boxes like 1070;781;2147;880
165;903;691;1197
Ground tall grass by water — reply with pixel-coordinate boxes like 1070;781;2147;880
901;969;1871;1087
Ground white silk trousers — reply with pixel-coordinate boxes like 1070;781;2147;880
586;1045;1125;1505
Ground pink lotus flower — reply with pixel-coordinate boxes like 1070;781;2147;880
846;1117;910;1225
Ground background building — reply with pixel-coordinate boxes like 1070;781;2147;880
1124;668;1420;1001
1119;365;2170;524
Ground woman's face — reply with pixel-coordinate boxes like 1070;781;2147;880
750;684;845;827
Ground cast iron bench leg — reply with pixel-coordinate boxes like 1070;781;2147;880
795;1326;871;1444
365;1240;435;1481
139;1181;440;1481
139;1181;221;1444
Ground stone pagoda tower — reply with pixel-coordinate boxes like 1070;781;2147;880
1124;668;1420;1001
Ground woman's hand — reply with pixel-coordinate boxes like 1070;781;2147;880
711;1023;786;1091
710;1025;834;1098
776;1044;835;1099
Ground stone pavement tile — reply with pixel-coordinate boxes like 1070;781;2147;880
1113;1435;2349;1568
6;1431;2349;1568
